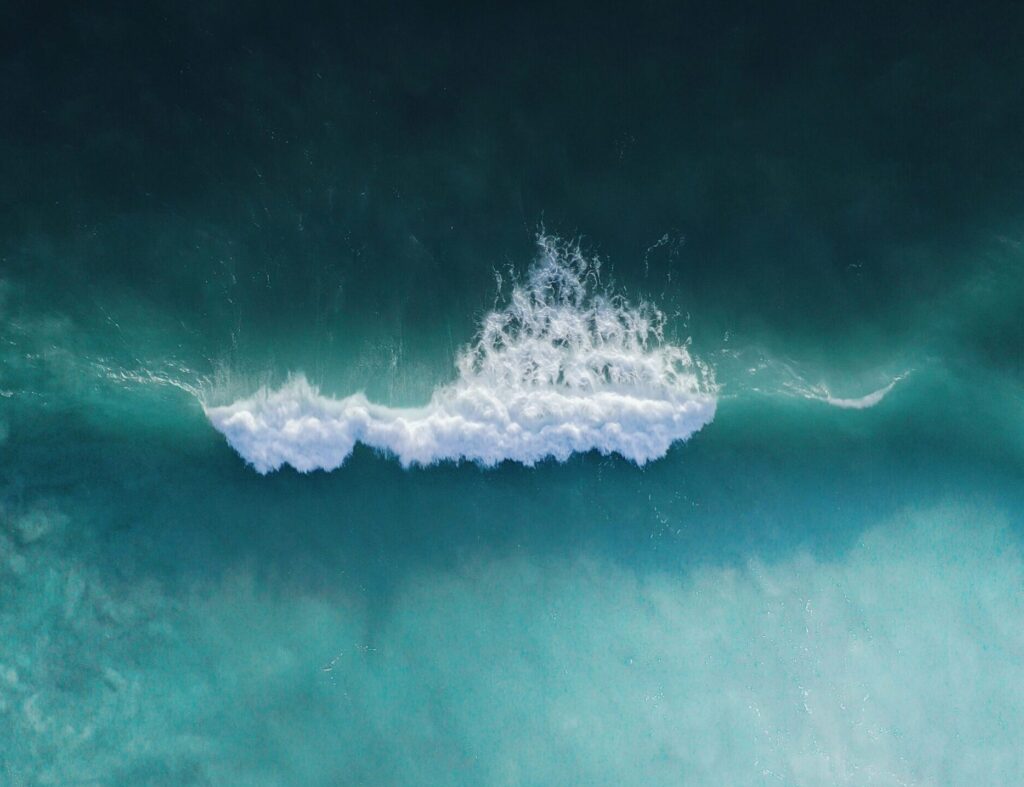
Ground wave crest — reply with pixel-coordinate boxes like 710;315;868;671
205;236;717;472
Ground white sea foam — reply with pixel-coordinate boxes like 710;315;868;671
812;371;909;410
204;236;717;471
712;346;910;411
821;379;898;409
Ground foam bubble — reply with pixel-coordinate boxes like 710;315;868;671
205;236;717;471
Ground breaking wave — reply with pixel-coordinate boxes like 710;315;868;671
204;236;717;472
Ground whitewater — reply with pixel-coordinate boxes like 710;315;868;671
205;237;717;471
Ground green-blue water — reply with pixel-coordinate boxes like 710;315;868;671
2;4;1023;784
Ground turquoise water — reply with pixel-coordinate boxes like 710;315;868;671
2;4;1024;784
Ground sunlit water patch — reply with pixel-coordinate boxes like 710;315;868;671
3;502;1021;785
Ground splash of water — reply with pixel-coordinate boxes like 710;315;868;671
204;236;717;472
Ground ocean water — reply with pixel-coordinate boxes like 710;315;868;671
2;3;1024;784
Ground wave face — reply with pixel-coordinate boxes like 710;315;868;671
205;237;717;472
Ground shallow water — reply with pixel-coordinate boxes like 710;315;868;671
2;4;1024;784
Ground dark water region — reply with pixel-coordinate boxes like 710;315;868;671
2;2;1024;784
3;2;1024;366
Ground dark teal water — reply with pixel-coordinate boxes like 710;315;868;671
2;4;1023;784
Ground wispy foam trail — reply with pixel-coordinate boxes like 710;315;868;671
205;236;717;472
822;378;899;409
709;346;910;410
808;371;910;410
